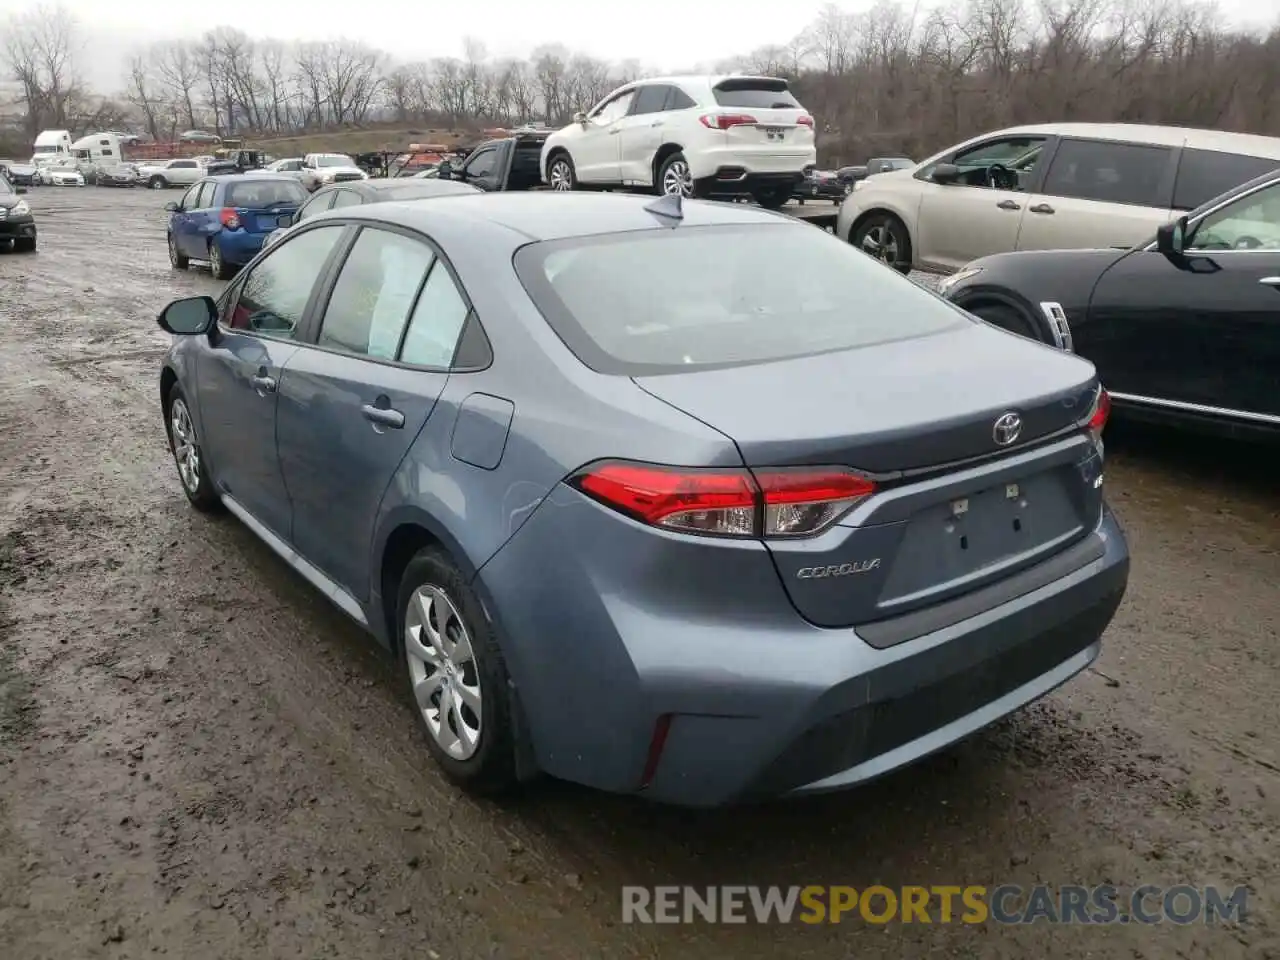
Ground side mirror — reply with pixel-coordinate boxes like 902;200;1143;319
930;163;962;184
574;111;588;125
1155;216;1188;257
164;201;179;212
157;296;218;336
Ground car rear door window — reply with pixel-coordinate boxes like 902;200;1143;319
630;85;670;116
1041;139;1172;207
317;228;435;360
1174;149;1280;210
228;226;345;339
712;79;800;109
399;261;471;368
666;87;697;110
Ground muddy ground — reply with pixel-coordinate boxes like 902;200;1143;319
0;186;1276;959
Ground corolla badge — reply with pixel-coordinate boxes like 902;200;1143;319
796;559;881;579
992;412;1022;446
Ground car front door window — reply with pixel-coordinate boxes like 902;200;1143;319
463;150;496;180
629;85;670;116
228;226;346;338
296;191;334;222
328;189;363;208
592;92;636;126
179;184;201;209
1188;182;1280;251
316;227;435;359
943;137;1047;191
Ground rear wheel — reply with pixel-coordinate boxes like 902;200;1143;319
398;547;518;795
852;212;912;274
168;233;188;269
149;176;167;190
547;153;576;191
752;185;790;210
658;152;695;198
208;241;235;280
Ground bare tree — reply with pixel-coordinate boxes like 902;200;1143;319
1;3;82;138
125;55;164;140
154;41;201;129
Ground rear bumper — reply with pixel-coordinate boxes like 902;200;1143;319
0;216;37;240
688;146;816;181
477;485;1129;808
216;230;268;265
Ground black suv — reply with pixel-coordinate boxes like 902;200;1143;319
0;172;36;253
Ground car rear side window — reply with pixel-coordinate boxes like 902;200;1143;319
399;261;471;368
711;79;800;109
1173;149;1280;210
514;223;965;375
667;87;696;110
229;226;345;339
317;228;435;360
1041;139;1172;207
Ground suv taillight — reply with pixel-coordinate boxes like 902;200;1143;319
569;461;876;539
699;113;758;130
219;208;241;230
1084;386;1111;437
797;115;814;128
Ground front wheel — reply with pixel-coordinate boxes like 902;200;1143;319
165;384;222;512
168;233;189;269
657;152;695;198
398;548;518;795
852;213;913;274
149;176;167;190
547;153;576;191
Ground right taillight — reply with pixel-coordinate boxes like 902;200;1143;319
699;113;758;130
569;460;875;539
1085;386;1111;437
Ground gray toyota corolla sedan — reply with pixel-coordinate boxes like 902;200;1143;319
155;192;1129;807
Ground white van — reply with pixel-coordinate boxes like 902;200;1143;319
31;129;73;166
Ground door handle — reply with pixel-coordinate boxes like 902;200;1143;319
650;121;663;128
250;372;276;394
1029;203;1055;214
997;199;1021;211
361;402;405;429
1259;276;1280;286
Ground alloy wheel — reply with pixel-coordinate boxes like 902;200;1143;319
404;585;483;760
662;160;694;197
549;159;573;191
169;398;201;494
860;221;900;265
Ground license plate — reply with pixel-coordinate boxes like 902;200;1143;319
765;127;785;141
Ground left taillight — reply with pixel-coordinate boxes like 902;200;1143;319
219;208;241;229
568;460;876;539
1084;386;1111;437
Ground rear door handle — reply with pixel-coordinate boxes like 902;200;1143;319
250;373;276;394
361;402;405;430
1029;203;1055;214
608;127;621;135
997;199;1021;211
1259;276;1280;286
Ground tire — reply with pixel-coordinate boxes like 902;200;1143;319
164;384;222;513
397;547;518;795
149;176;167;190
167;233;189;269
969;302;1041;342
657;152;695;198
13;237;36;253
208;241;235;281
852;212;913;274
546;152;576;192
752;185;790;210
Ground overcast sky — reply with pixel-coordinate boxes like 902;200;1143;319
0;0;1274;91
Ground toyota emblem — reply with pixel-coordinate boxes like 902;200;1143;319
992;412;1022;446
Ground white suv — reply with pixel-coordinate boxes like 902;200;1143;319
540;75;816;209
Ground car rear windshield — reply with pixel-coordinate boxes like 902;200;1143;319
226;180;307;207
513;224;965;375
712;79;801;109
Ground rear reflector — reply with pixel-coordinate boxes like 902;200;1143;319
639;714;673;789
570;460;876;539
699;113;758;130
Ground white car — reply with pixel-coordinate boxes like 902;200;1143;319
539;75;816;209
39;162;85;187
300;154;368;191
835;122;1280;274
136;158;205;190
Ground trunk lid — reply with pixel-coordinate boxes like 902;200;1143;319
634;324;1105;628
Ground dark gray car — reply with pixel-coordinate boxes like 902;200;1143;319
154;193;1129;807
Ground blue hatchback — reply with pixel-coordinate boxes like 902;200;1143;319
166;174;307;280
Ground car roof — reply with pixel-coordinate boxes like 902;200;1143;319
979;122;1280;157
327;191;802;242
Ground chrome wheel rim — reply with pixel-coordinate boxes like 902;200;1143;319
151;179;163;190
549;160;573;191
404;585;482;760
168;234;179;264
209;244;221;274
662;160;693;197
170;398;200;493
860;222;899;265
